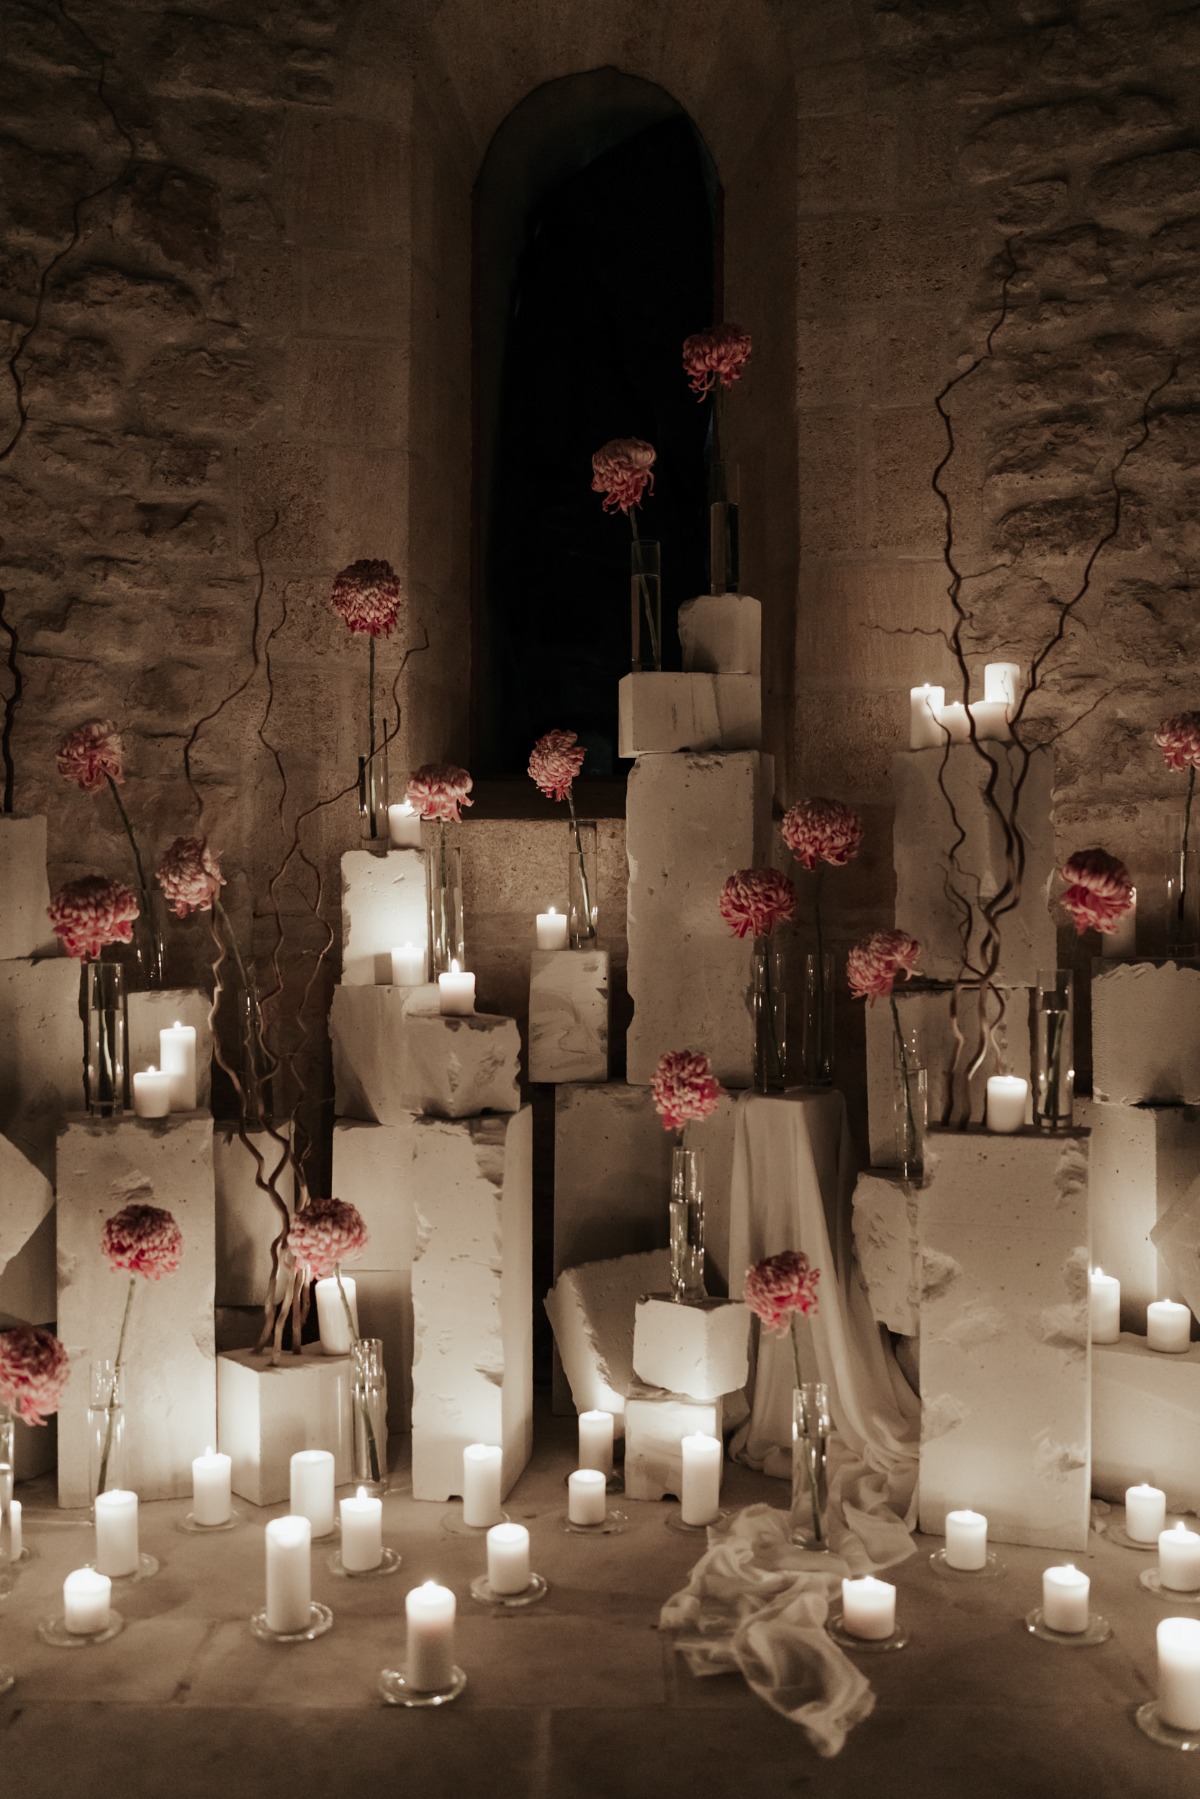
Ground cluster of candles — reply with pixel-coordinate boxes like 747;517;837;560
908;664;1021;751
1089;1270;1195;1353
568;1409;723;1527
386;946;476;1015
130;1021;198;1120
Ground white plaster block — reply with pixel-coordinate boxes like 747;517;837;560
678;594;761;676
1092;960;1200;1105
56;1114;216;1506
1075;1098;1200;1332
127;988;212;1110
529;949;609;1084
865;984;1032;1159
0;1128;54;1278
1092;1335;1200;1513
410;1107;532;1501
891;744;1056;985
341;848;427;985
851;1170;920;1336
216;1348;352;1506
918;1128;1091;1552
618;672;761;757
330;983;520;1121
626;751;773;1087
0;956;85;1180
632;1295;749;1401
0;815;55;960
623;1387;724;1501
213;1123;295;1308
545;1250;672;1427
332;1117;418;1429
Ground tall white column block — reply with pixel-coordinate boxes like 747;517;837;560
851;1170;920;1336
545;1250;672;1424
127;989;212;1110
528;949;609;1084
410;1107;532;1501
214;1123;295;1308
341;847;428;985
618;673;761;758
56;1114;216;1506
866;984;1031;1159
623;1388;724;1501
1076;1098;1200;1332
678;594;761;676
0;956;85;1179
216;1349;352;1506
332;1117;418;1430
891;744;1055;985
330;983;520;1121
0;815;55;960
1092;961;1200;1104
918;1128;1091;1551
1092;1335;1200;1513
626;751;773;1087
632;1295;749;1401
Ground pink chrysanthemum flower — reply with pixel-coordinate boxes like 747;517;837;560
847;930;922;1004
782;797;864;872
289;1198;369;1282
528;729;586;803
1154;712;1200;774
56;719;124;793
406;763;474;824
0;1325;70;1425
743;1251;820;1333
48;875;139;961
102;1203;184;1280
651;1050;724;1133
682;323;753;398
591;438;656;514
329;559;404;639
718;868;796;939
156;836;224;918
1059;848;1134;937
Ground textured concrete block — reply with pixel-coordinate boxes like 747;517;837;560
1092;1336;1200;1513
852;1170;920;1335
341;847;427;985
866;984;1031;1157
918;1128;1091;1552
632;1295;749;1401
545;1250;672;1426
214;1123;295;1308
410;1108;532;1501
56;1114;216;1506
1092;961;1200;1104
678;594;761;676
0;956;85;1180
127;989;212;1110
0;815;55;960
0;1129;54;1280
0;1210;56;1326
618;673;760;757
332;1117;418;1430
528;949;608;1084
330;983;520;1121
1076;1098;1200;1332
627;752;773;1087
891;744;1055;985
216;1348;352;1506
623;1388;724;1501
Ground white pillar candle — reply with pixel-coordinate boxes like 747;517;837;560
159;1021;197;1111
1089;1268;1121;1344
339;1485;383;1573
1159;1523;1200;1594
94;1488;139;1577
1147;1299;1192;1354
1158;1617;1200;1731
63;1567;111;1636
390;942;425;987
568;1468;607;1526
438;958;476;1016
680;1433;723;1527
909;684;945;750
535;907;569;951
577;1409;614;1477
487;1521;531;1595
841;1576;896;1641
9;1497;21;1561
984;661;1021;708
192;1446;232;1527
985;1074;1028;1133
944;1508;988;1572
1101;889;1136;958
132;1065;172;1118
968;699;1011;742
406;1581;456;1691
1042;1564;1090;1633
265;1515;311;1634
1126;1482;1167;1543
938;700;971;743
290;1449;336;1539
387;801;423;849
314;1276;358;1356
461;1443;503;1528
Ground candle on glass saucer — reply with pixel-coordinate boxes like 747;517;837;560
487;1522;531;1596
387;801;423;849
1127;1482;1167;1543
841;1577;896;1641
568;1469;607;1526
340;1486;383;1573
944;1508;988;1571
265;1515;311;1634
1159;1523;1200;1594
680;1434;722;1527
535;907;569;951
984;661;1021;710
94;1489;139;1577
315;1275;358;1355
192;1446;232;1527
438;959;475;1016
63;1568;112;1636
132;1065;171;1119
909;685;945;750
461;1443;503;1529
159;1021;197;1111
1147;1299;1192;1355
577;1410;613;1477
1158;1618;1200;1732
985;1075;1028;1133
290;1449;336;1539
391;942;425;987
1089;1268;1121;1344
1042;1564;1090;1633
406;1581;456;1691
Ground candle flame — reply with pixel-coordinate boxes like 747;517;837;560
206;1445;213;1456
148;1065;157;1075
356;1485;368;1501
548;906;557;915
450;958;460;974
173;1020;182;1030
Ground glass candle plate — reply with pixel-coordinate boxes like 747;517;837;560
559;1508;628;1536
178;1510;243;1535
328;1547;402;1580
1108;1522;1168;1553
1024;1607;1111;1646
248;1601;333;1644
379;1664;467;1707
929;1549;1005;1580
665;1508;731;1536
825;1609;909;1653
38;1611;125;1649
441;1509;510;1537
105;1553;159;1584
469;1572;548;1608
1135;1700;1200;1752
1139;1568;1200;1605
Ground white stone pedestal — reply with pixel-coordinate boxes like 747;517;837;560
624;1388;724;1500
529;948;608;1084
216;1348;352;1506
0;956;85;1179
1092;961;1200;1104
214;1123;295;1308
1076;1098;1200;1331
632;1295;749;1401
851;1170;920;1336
127;989;212;1110
1092;1334;1200;1513
545;1250;672;1426
618;673;760;757
331;984;521;1121
341;848;428;985
678;594;761;676
0;815;55;960
866;983;1032;1155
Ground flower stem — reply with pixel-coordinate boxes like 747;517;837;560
812;867;827;1080
1181;766;1195;922
363;636;380;838
97;1277;135;1496
566;790;596;944
891;994;919;1175
336;1265;381;1484
629;510;660;672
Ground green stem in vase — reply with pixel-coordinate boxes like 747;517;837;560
97;1277;135;1496
336;1265;381;1484
566;790;596;943
1180;766;1195;925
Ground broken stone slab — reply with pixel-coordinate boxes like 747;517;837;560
1076;1098;1200;1332
216;1348;352;1506
214;1122;295;1309
918;1126;1091;1552
617;673;761;758
1092;960;1200;1105
0;815;56;961
545;1250;673;1429
891;744;1056;986
332;1117;419;1430
0;956;86;1180
1092;1334;1200;1514
341;847;428;986
866;983;1032;1157
56;1113;216;1507
528;948;609;1084
127;988;212;1111
0;1210;56;1331
851;1169;920;1337
678;594;761;677
330;983;521;1122
623;1386;724;1501
632;1295;749;1402
0;1128;55;1287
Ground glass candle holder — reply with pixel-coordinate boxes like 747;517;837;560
630;538;662;674
425;828;465;979
568;818;598;947
752;938;787;1093
1033;970;1074;1129
799;949;834;1087
85;961;127;1117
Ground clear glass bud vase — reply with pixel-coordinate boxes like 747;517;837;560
1033;969;1074;1128
708;457;739;596
0;1404;14;1515
568;817;599;947
425;826;465;978
799;949;834;1086
631;538;662;674
359;733;389;847
790;1382;830;1550
86;961;127;1117
752;938;787;1093
1165;815;1200;958
352;1337;388;1496
892;1021;926;1180
88;1360;126;1502
669;1145;706;1305
128;889;166;991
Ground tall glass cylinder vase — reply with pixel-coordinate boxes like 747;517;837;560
789;1382;830;1550
0;1404;13;1516
352;1337;388;1496
127;889;166;991
85;961;127;1117
1033;969;1074;1129
630;538;662;674
669;1145;706;1305
425;826;465;978
892;1022;926;1180
1165;815;1200;957
708;458;739;596
87;1360;125;1502
752;938;787;1093
798;949;834;1087
358;732;389;847
568;817;598;947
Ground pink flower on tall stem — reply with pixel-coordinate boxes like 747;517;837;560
718;868;796;939
1153;712;1200;774
743;1251;820;1333
528;729;586;803
48;875;139;961
156;836;224;918
289;1198;369;1283
651;1051;724;1134
591;438;656;515
0;1324;70;1426
330;559;404;640
102;1203;184;1280
56;719;124;792
682;324;753;398
406;764;474;824
1058;848;1134;936
782;798;864;872
847;930;922;1005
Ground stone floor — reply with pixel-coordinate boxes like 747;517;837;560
1;1403;1196;1799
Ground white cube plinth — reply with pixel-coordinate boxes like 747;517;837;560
545;1250;672;1427
1092;961;1200;1104
341;848;427;986
851;1170;920;1336
626;751;773;1087
127;989;212;1111
632;1295;749;1401
678;594;761;676
0;956;85;1179
866;984;1032;1157
332;1117;419;1430
1092;1334;1200;1513
410;1107;532;1501
623;1387;724;1501
892;745;1055;985
918;1127;1091;1551
1076;1099;1200;1332
56;1114;216;1506
216;1348;352;1506
0;815;55;960
618;673;761;758
529;949;609;1084
214;1123;295;1308
330;984;520;1122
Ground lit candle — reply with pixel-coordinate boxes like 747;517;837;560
1126;1482;1168;1543
944;1508;988;1572
1042;1564;1090;1633
841;1576;896;1640
909;684;945;750
577;1410;614;1478
63;1567;111;1636
94;1488;139;1577
1159;1523;1200;1594
938;700;971;744
1089;1268;1121;1344
390;942;425;987
1147;1299;1192;1355
159;1021;197;1111
487;1521;531;1596
387;801;423;849
535;907;569;951
461;1443;503;1529
192;1446;232;1527
438;958;475;1016
568;1468;607;1526
1101;888;1136;958
984;661;1021;709
680;1433;723;1527
265;1515;311;1634
314;1276;358;1356
9;1498;21;1561
132;1064;171;1119
290;1449;336;1539
968;699;1011;742
339;1485;383;1573
1158;1617;1200;1731
405;1580;456;1691
985;1074;1028;1133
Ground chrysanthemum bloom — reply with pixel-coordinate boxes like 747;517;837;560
0;1325;70;1425
591;438;656;514
102;1203;184;1279
1153;712;1200;774
329;559;404;639
156;836;224;918
406;763;474;823
48;875;139;960
651;1050;724;1133
1059;848;1134;936
782;797;864;872
847;930;922;1004
528;729;586;803
682;324;753;398
56;719;124;793
743;1251;820;1332
718;868;796;939
289;1198;370;1282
